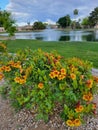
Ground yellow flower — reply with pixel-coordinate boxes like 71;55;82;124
53;70;60;77
58;74;66;80
5;66;11;72
75;105;84;113
74;119;81;127
83;92;93;102
14;76;26;84
38;83;44;89
60;68;66;75
8;61;15;66
13;63;21;68
19;78;26;84
86;79;93;89
0;67;4;72
49;72;55;79
0;73;4;80
66;120;74;127
0;66;6;72
14;77;20;83
70;65;77;72
70;73;76;80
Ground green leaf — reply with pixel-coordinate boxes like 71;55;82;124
72;80;78;89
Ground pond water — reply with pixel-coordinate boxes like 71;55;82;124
1;29;98;41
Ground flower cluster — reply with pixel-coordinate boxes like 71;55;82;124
83;92;93;102
14;76;26;84
0;48;98;127
49;68;66;80
66;118;81;127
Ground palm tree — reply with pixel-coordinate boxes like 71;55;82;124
73;9;78;29
73;9;78;19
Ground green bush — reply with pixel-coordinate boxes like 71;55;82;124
0;48;98;127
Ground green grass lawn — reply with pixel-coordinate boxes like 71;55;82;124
2;39;98;68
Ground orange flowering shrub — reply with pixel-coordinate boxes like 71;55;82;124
0;48;98;127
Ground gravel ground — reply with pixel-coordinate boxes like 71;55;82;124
0;69;98;130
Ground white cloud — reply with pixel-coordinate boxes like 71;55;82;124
45;19;56;25
5;0;98;26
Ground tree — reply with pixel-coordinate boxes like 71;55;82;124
33;21;46;30
57;15;71;28
0;10;16;36
73;9;78;29
81;17;89;28
88;7;98;27
73;9;78;19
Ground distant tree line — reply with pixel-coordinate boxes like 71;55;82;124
33;21;46;30
0;6;98;36
57;7;98;29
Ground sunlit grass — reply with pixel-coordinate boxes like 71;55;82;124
3;39;98;68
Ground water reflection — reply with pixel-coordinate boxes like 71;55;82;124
59;36;70;41
0;29;98;41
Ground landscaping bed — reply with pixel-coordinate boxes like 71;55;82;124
0;43;98;130
0;90;98;130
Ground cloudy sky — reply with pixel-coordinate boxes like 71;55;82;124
1;0;98;26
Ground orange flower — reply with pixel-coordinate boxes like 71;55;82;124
70;73;76;80
0;67;3;72
8;61;15;66
38;83;44;89
0;66;6;72
93;76;98;83
86;79;93;89
70;65;77;72
92;103;97;109
58;74;66;80
5;66;11;72
83;92;93;102
73;119;81;127
66;118;81;127
0;73;4;80
14;77;20;83
49;72;55;79
13;63;21;68
49;70;59;79
66;119;74;127
75;105;84;113
14;76;26;84
53;70;59;77
19;78;26;84
60;68;66;75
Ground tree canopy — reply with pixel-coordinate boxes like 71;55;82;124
88;7;98;27
57;15;71;28
73;9;78;16
33;21;46;30
81;17;89;28
0;10;16;36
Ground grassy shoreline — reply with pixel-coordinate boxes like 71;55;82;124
1;39;98;68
